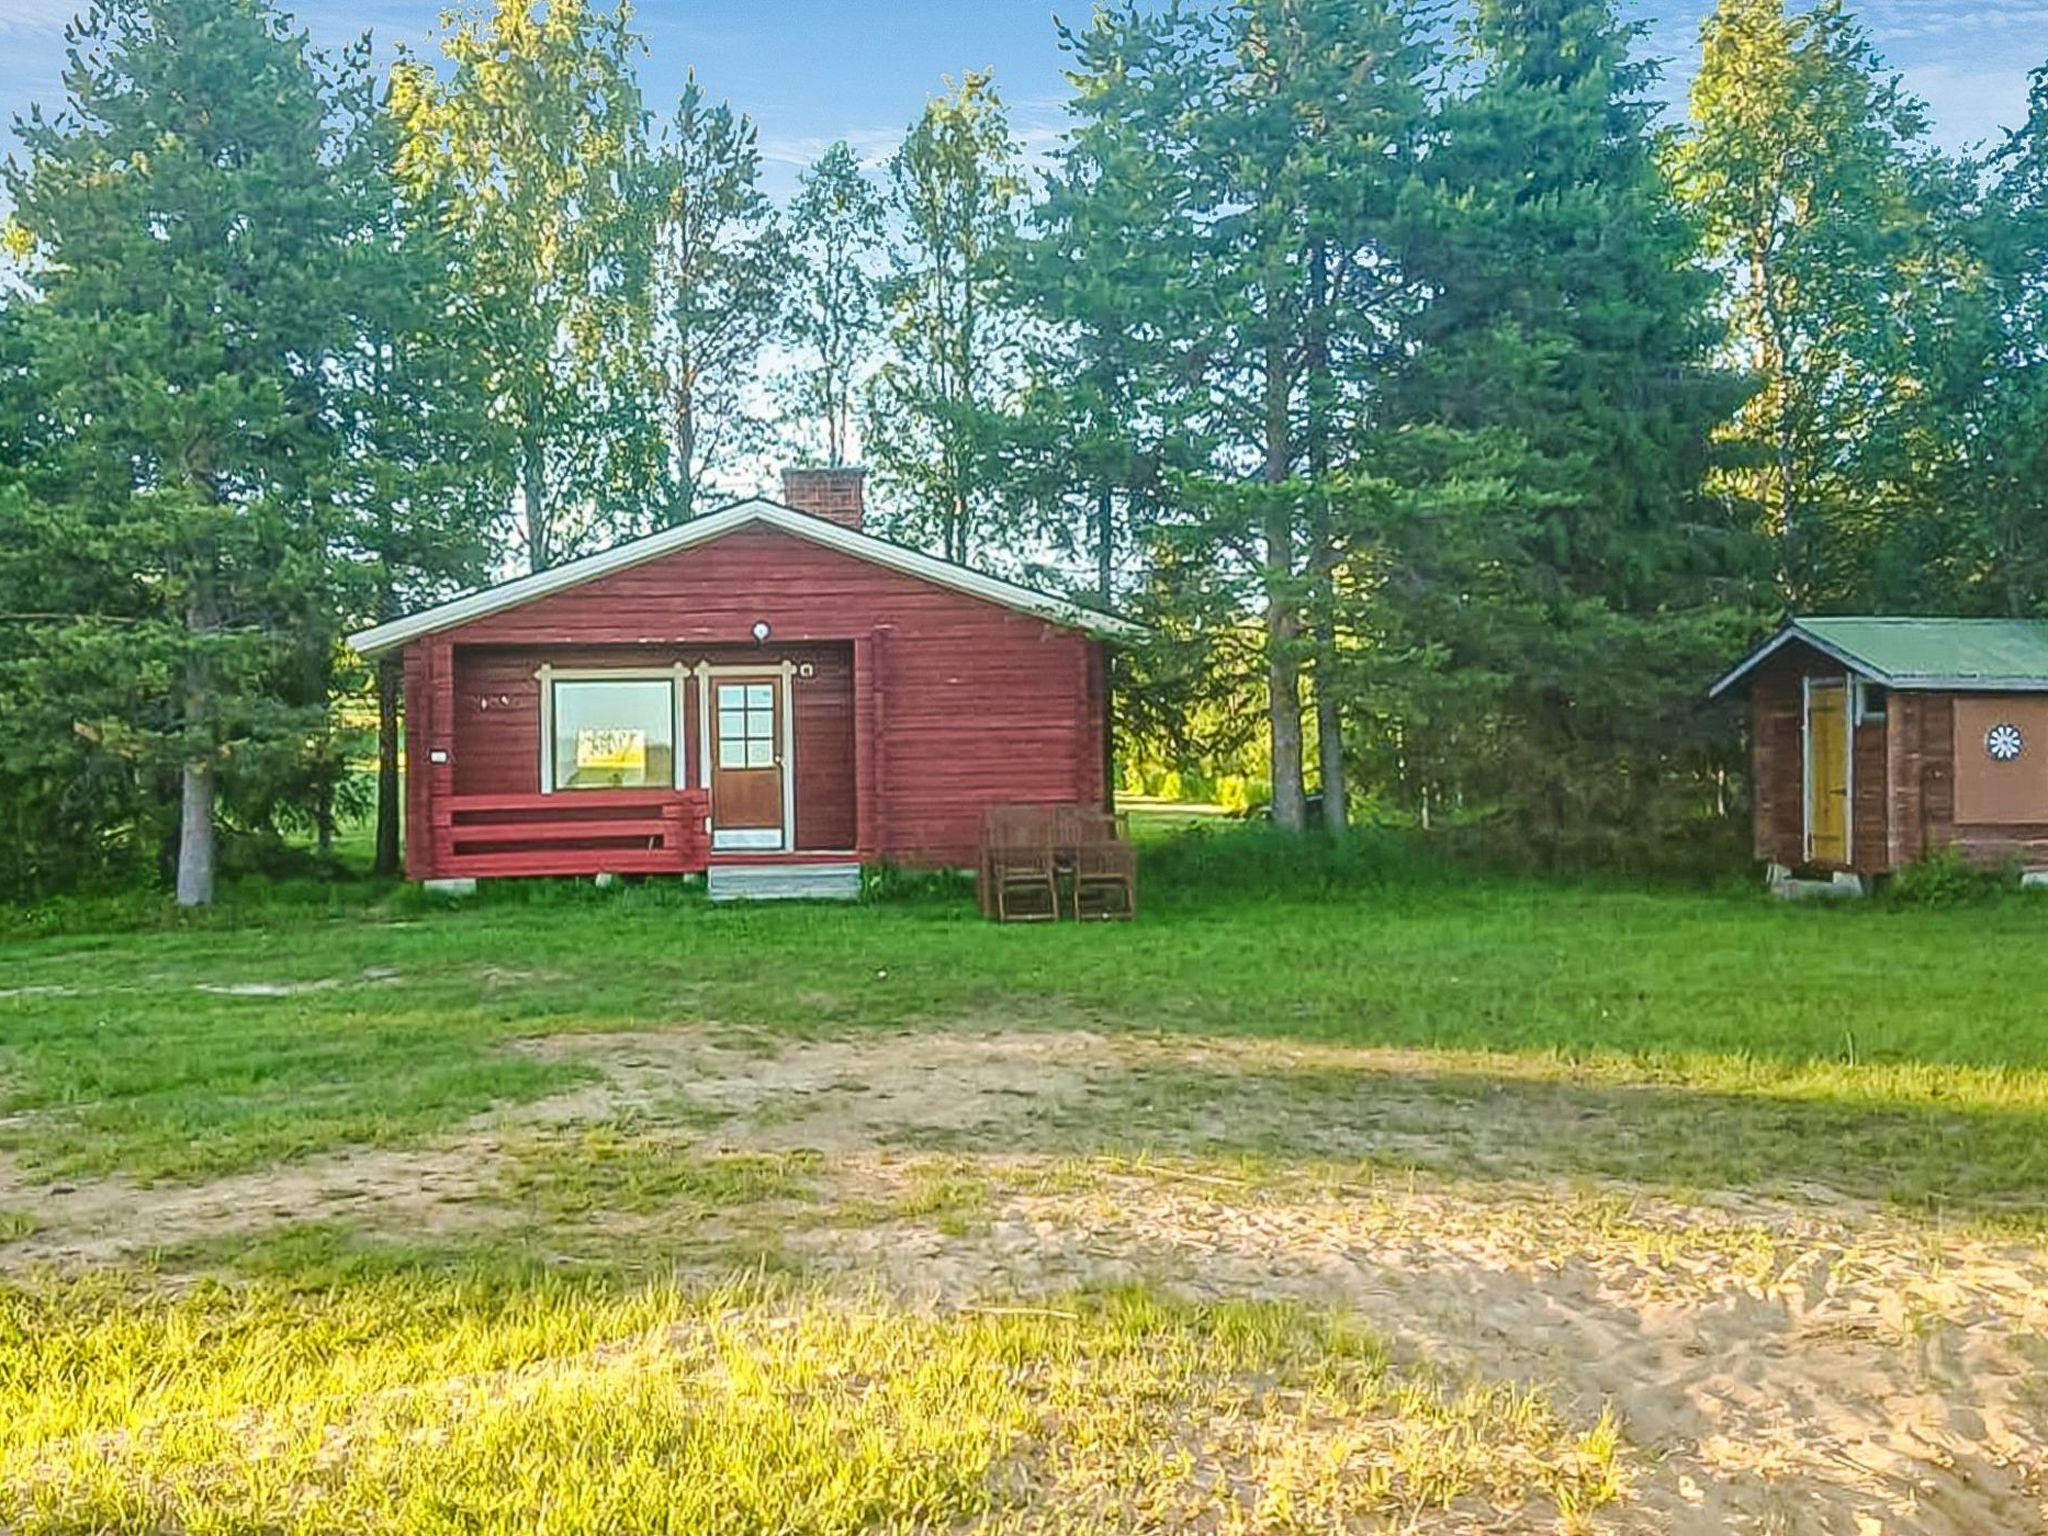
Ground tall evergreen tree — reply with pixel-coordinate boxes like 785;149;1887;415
1010;6;1210;615
1385;0;1750;862
4;0;366;904
781;141;887;469
1674;0;1943;605
390;0;660;572
646;74;786;521
1058;0;1434;831
336;80;500;876
867;71;1027;564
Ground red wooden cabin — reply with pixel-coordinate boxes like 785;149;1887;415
347;470;1139;899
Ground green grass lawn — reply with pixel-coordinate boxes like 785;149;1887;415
3;827;2045;1532
3;837;2046;1212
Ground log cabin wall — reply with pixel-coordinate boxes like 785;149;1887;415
446;642;856;853
405;526;1104;872
1747;643;1891;875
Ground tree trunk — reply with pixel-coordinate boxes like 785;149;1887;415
175;587;217;907
1263;342;1306;833
673;367;697;523
1266;579;1306;832
317;793;335;858
523;427;550;573
175;756;215;908
1303;240;1346;834
375;655;402;877
1315;659;1346;833
1095;485;1114;609
1264;494;1306;834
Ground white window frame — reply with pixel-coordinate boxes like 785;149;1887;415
537;663;692;794
698;661;797;851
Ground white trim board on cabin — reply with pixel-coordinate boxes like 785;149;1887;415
536;663;690;794
700;662;797;853
346;498;1144;657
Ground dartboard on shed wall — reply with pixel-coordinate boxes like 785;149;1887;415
1953;698;2048;824
1987;722;2026;762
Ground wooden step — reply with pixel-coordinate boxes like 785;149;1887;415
707;861;861;903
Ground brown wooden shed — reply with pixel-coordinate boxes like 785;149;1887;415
1712;617;2048;883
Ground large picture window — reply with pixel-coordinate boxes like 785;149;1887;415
549;677;676;791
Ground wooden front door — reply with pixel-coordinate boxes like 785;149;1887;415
1806;679;1850;865
710;677;785;849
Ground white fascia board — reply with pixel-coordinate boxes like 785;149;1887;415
1708;624;1890;699
347;499;1145;656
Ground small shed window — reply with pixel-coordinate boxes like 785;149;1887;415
551;678;676;790
1855;680;1888;725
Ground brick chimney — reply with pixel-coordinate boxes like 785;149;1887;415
780;466;866;531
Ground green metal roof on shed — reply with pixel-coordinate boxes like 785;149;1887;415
1710;617;2048;697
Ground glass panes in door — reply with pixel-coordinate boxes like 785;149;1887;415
716;682;777;769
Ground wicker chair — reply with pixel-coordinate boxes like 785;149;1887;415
981;805;1061;922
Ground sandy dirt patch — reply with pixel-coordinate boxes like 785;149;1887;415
507;1024;1122;1147
0;1140;501;1268
792;1162;2048;1536
4;1024;2044;1534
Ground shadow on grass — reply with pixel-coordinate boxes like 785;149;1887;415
918;1057;2048;1227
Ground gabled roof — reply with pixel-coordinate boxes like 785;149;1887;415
1710;617;2048;697
347;497;1144;657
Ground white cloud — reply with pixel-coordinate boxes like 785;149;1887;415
758;126;901;173
0;0;78;42
1900;58;2032;148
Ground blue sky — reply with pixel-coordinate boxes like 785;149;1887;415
0;0;2044;194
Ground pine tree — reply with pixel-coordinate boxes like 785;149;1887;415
4;0;365;904
1009;6;1212;614
646;74;787;521
781;141;887;469
1056;0;1435;831
334;75;500;876
1386;0;1751;862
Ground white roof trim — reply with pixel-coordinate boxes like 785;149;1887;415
347;498;1145;656
1708;625;1880;698
1705;621;2048;697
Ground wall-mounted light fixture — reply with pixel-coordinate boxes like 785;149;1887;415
751;620;771;642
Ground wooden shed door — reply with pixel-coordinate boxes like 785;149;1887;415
1806;680;1851;865
710;677;785;850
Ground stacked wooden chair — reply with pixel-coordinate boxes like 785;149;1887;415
1059;805;1137;921
979;804;1060;921
978;804;1136;922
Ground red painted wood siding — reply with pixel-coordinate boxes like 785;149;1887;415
403;524;1106;874
443;642;856;852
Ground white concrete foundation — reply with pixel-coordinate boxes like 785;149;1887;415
422;877;478;897
1767;868;1867;901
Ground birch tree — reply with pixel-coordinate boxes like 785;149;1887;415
390;0;661;571
867;72;1027;564
646;75;786;520
782;141;887;468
